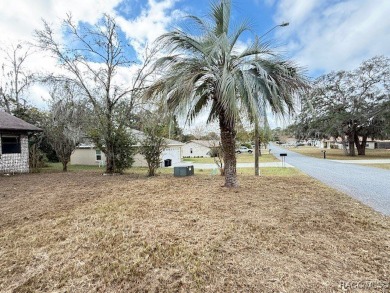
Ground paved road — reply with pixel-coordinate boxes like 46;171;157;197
270;143;390;216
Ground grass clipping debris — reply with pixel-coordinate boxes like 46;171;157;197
0;172;389;292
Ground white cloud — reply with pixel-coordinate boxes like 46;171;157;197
116;0;185;59
0;0;124;108
0;0;185;108
273;0;390;74
0;0;122;43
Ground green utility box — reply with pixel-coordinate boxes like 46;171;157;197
174;165;194;177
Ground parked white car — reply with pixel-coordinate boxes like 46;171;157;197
235;146;253;154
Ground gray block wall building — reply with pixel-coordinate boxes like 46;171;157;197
0;111;42;174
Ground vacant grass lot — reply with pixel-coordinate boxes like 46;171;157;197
183;152;278;163
44;161;293;176
359;163;390;170
291;146;390;160
0;171;388;292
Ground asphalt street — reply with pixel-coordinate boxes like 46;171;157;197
270;143;390;216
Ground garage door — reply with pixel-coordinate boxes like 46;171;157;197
162;148;181;166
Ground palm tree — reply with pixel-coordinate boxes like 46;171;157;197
146;0;307;187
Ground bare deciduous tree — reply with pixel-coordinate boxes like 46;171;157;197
44;81;86;172
0;43;34;113
35;14;156;173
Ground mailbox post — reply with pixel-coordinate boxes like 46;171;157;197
321;150;326;159
280;153;287;167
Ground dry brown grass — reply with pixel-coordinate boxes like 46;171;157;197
292;146;390;160
0;172;389;292
358;163;390;170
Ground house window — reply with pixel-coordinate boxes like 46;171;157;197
190;148;193;154
96;150;102;161
1;135;21;154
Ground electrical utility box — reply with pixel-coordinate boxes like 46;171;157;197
174;165;194;177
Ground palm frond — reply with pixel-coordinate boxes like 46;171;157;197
210;0;231;35
145;0;308;131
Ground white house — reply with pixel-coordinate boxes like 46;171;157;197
318;139;333;149
366;140;390;149
182;140;220;157
70;143;107;166
70;129;184;167
317;138;390;150
0;111;42;174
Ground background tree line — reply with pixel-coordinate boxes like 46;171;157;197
293;56;390;156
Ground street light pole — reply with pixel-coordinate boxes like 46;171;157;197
255;22;289;176
259;22;289;39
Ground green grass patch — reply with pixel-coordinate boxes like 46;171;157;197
42;163;103;173
42;163;299;177
183;153;278;163
290;146;390;160
236;167;300;176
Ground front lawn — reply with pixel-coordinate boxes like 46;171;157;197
358;163;390;170
183;153;278;163
0;171;388;292
291;146;390;160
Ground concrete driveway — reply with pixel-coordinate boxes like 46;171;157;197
270;143;390;216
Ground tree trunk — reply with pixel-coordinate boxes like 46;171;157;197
254;124;259;176
348;134;355;156
104;114;115;174
148;163;155;176
105;143;115;174
219;113;238;188
354;133;367;156
62;161;68;172
340;135;348;155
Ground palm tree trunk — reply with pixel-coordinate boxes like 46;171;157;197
219;113;238;187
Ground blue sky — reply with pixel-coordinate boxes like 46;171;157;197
109;0;390;77
2;0;389;78
1;0;389;128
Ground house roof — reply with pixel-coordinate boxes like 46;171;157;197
131;129;184;146
0;111;42;132
189;140;220;148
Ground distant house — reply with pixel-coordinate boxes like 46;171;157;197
367;140;390;149
318;139;333;149
70;129;184;167
0;111;42;174
318;138;390;150
182;140;220;157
